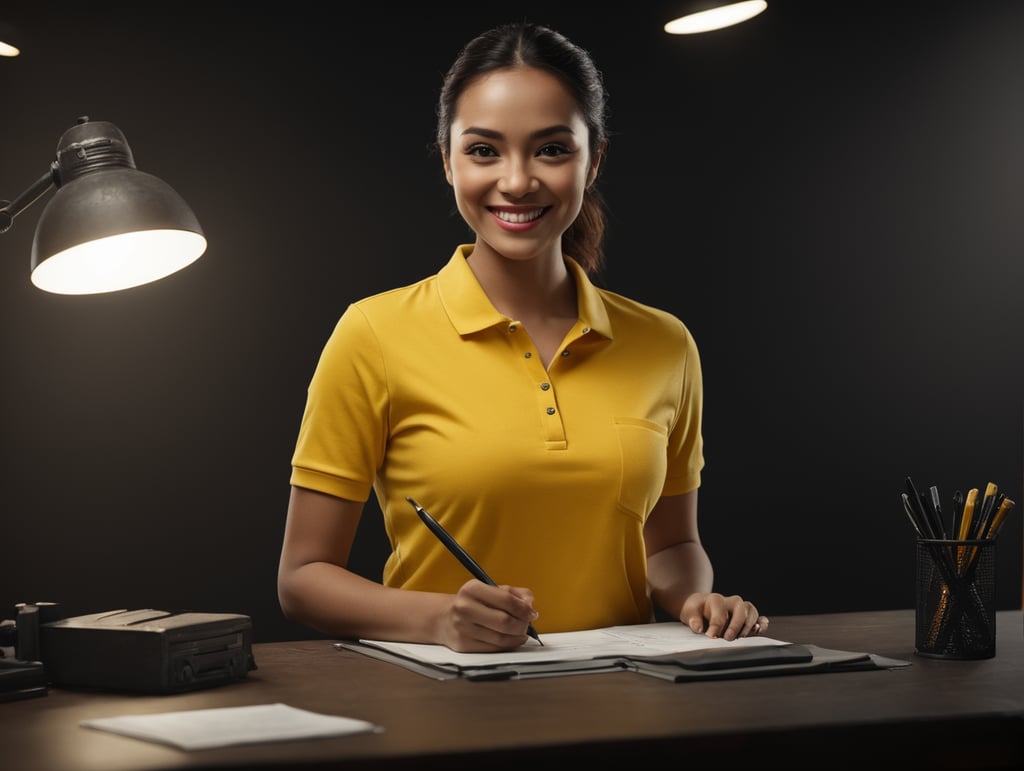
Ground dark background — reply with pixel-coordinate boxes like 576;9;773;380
1;1;1021;643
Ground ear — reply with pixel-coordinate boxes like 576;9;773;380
442;152;454;186
587;140;607;188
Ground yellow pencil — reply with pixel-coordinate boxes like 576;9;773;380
962;483;995;573
985;498;1015;539
955;488;978;573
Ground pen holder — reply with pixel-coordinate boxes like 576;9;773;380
914;539;996;660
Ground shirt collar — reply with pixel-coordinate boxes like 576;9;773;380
437;244;612;338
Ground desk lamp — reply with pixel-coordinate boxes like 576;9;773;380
665;1;768;34
0;116;206;294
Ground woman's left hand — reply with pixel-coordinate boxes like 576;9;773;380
680;592;769;641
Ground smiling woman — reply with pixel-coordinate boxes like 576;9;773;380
1;1;1020;652
276;20;769;655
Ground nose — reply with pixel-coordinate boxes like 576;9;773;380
497;158;539;197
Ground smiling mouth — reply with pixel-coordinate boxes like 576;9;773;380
489;207;548;224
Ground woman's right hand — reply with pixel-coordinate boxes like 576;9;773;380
438;579;539;652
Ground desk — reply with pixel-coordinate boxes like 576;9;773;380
1;609;1021;770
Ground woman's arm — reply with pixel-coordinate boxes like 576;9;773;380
277;486;538;651
644;489;768;640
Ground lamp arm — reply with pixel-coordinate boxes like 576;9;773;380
0;163;59;234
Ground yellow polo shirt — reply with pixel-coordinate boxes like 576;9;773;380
291;245;704;633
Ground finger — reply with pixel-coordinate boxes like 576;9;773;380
498;585;540;629
706;595;752;640
473;582;538;634
448;590;532;652
681;593;708;633
723;600;756;641
702;596;732;639
450;621;529;652
505;585;538;613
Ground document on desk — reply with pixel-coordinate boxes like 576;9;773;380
334;622;908;681
80;703;383;750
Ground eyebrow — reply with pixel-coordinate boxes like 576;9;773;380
458;124;577;141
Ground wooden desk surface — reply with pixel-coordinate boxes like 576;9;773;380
2;609;1022;770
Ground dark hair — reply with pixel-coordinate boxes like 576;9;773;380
436;22;609;274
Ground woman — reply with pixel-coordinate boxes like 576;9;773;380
278;21;768;652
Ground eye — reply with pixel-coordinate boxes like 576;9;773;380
537;143;574;158
465;143;498;158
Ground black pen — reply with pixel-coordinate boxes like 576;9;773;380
904;476;935;539
901;493;925;538
406;497;543;646
950;489;964;544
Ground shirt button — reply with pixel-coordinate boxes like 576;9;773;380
561;350;570;357
524;352;532;358
509;324;518;333
546;407;556;415
540;382;550;391
582;327;591;334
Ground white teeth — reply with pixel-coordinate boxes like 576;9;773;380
494;209;544;223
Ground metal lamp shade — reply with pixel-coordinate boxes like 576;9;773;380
30;166;206;295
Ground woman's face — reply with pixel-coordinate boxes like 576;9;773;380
443;66;600;264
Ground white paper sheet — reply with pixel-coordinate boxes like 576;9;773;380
80;702;382;751
360;621;785;667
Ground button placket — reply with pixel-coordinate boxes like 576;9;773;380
508;324;566;446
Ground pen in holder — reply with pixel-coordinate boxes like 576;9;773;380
914;538;996;660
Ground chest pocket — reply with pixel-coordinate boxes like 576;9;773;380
614;417;668;521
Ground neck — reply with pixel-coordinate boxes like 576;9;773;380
466;243;576;321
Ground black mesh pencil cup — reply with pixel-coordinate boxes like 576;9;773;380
914;539;996;660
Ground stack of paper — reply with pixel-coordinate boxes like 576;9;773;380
336;622;910;681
